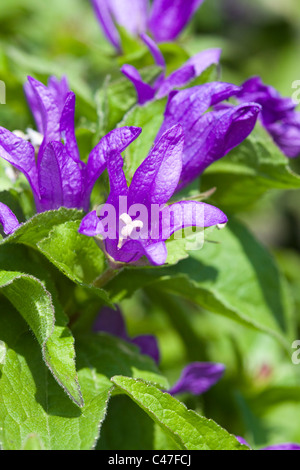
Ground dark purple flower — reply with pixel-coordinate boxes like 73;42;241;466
90;0;204;52
157;82;262;190
94;306;160;363
94;306;225;396
122;34;221;105
237;76;300;158
79;124;228;267
168;362;225;396
0;76;139;220
236;436;300;451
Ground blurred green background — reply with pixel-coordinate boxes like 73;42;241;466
1;0;300;450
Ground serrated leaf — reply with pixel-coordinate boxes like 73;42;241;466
0;302;167;449
111;376;247;450
0;270;83;407
37;220;111;305
1;207;83;247
0;300;110;450
106;219;294;348
201;124;300;211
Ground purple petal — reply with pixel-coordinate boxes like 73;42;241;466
185;48;222;76
161;201;228;240
149;0;204;42
131;335;160;363
262;444;300;451
105;238;145;264
141;241;168;266
24;81;44;134
237;76;296;126
110;0;149;37
266;113;300;158
168;362;225;396
236;436;250;447
83;127;142;211
141;33;166;68
177;102;261;189
0;127;39;202
47;76;70;114
156;65;196;99
93;306;160;363
158;82;241;140
26;77;61;160
121;65;156;105
38;142;82;211
79;210;103;237
90;0;121;51
128;124;184;206
91;0;149;51
0;202;20;235
93;306;129;341
60;92;80;163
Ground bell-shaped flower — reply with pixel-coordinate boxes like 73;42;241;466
0;76;139;216
79;124;228;266
156;82;262;190
94;306;225;396
90;0;205;52
236;76;300;158
121;33;221;105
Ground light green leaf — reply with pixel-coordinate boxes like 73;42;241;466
0;302;167;450
0;270;83;407
201;124;300;211
1;207;83;247
37;220;111;305
111;376;247;450
22;434;45;451
106;219;294;348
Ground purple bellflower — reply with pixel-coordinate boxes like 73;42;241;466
0;76;141;234
90;0;205;52
236;76;300;158
237;436;300;451
94;306;225;396
79;124;228;267
121;33;221;105
156;82;262;190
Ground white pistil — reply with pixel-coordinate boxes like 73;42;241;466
118;213;144;249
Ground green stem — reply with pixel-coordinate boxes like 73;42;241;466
92;267;123;289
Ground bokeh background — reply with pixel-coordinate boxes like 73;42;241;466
1;0;300;449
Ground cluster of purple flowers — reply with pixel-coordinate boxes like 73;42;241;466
1;1;300;450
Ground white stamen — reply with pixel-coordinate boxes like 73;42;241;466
118;213;144;249
26;128;43;147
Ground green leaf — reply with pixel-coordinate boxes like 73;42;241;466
106;219;294;348
0;270;83;407
37;220;111;305
0;302;167;450
0;301;110;450
120;99;166;182
96;394;156;450
201;124;300;211
111;376;247;450
1;207;83;247
22;434;45;451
